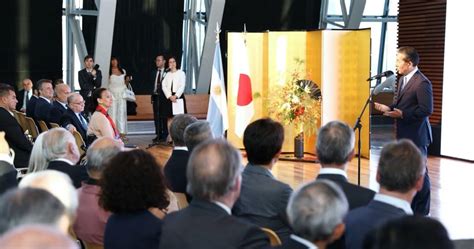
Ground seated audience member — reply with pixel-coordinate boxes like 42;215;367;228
163;114;197;198
0;188;69;235
27;132;47;173
100;150;170;249
87;88;121;141
279;180;348;249
49;83;71;124
344;139;425;249
316;121;375;210
364;216;454;249
19;170;79;224
183;120;213;152
60;93;89;145
25;85;39;118
0;132;17;194
33;79;54;125
42;128;87;188
159;139;270;249
16;78;33;112
73;137;122;246
233;118;293;242
0;83;32;168
0;224;79;249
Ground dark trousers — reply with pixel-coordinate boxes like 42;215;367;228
152;95;168;140
411;145;431;216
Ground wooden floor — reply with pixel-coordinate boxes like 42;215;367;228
130;134;474;240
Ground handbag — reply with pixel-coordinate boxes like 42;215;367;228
123;84;136;102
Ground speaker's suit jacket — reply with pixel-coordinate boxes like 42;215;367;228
344;200;407;249
390;70;433;148
60;108;88;145
159;199;270;249
0;107;32;168
233;164;293;242
47;160;88;188
50;100;68;124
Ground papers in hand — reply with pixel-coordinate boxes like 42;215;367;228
172;98;185;115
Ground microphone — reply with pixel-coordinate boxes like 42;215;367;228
367;70;394;81
372;75;396;96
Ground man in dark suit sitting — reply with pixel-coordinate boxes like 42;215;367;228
60;93;88;145
163;114;197;198
279;180;348;249
0;83;32;168
344;139;425;249
50;83;71;124
160;139;270;249
16;78;33;112
43;127;88;188
34;79;54;126
0;132;18;194
233;118;293;242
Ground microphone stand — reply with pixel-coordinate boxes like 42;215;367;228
353;92;373;186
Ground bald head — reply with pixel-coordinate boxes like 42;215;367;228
86;137;123;175
54;83;71;104
0;225;78;249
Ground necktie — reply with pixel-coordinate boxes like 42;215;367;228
79;114;88;130
156;70;162;93
401;76;407;92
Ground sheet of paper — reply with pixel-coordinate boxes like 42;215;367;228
172;98;185;115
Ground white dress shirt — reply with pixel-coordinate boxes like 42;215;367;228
373;193;413;215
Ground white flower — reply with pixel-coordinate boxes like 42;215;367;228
291;95;300;104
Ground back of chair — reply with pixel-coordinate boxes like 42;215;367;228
173;192;189;209
50;122;60;128
15;111;28;132
24;116;39;140
72;130;86;157
37;120;49;133
261;227;282;247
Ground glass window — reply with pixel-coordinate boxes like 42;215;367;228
388;0;399;16
382;22;398;73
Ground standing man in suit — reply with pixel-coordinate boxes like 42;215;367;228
233;118;293;242
50;83;71;124
16;78;33;112
344;140;425;249
160;139;270;249
34;79;54;125
151;55;168;143
43;128;88;188
163;114;197;200
374;47;433;216
60;93;89;145
0;83;32;168
79;55;102;116
279;180;348;249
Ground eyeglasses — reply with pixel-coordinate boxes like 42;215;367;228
72;101;85;105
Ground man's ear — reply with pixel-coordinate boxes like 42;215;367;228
415;174;425;191
347;149;356;162
328;223;345;242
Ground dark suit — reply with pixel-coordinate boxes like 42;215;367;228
344;200;407;249
159;199;270;249
151;68;168;140
163;149;190;199
16;89;32;111
78;68;102;114
47;160;88;188
233;164;293;243
0;161;18;194
277;236;313;249
0;107;32;168
390;70;432;215
50;101;68;124
25;95;38;118
34;97;53;124
60;109;88;144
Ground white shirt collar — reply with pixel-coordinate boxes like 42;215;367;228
174;146;188;151
0;154;14;165
290;234;318;249
374;193;413;215
52;158;75;166
404;66;418;84
39;96;51;104
213;201;231;215
319;167;348;178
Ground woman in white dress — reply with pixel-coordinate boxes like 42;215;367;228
108;57;128;138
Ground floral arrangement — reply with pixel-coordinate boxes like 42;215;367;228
268;58;322;136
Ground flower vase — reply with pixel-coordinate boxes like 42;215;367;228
294;132;304;159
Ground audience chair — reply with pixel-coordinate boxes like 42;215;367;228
15;111;28;132
173;192;189;209
24;116;39;140
37;120;49;133
50;122;60;128
261;227;282;246
72;130;87;158
83;241;104;249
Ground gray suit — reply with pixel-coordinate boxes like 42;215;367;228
233;164;293;242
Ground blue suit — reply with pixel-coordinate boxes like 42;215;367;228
34;97;53;125
344;200;407;249
390;70;432;215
